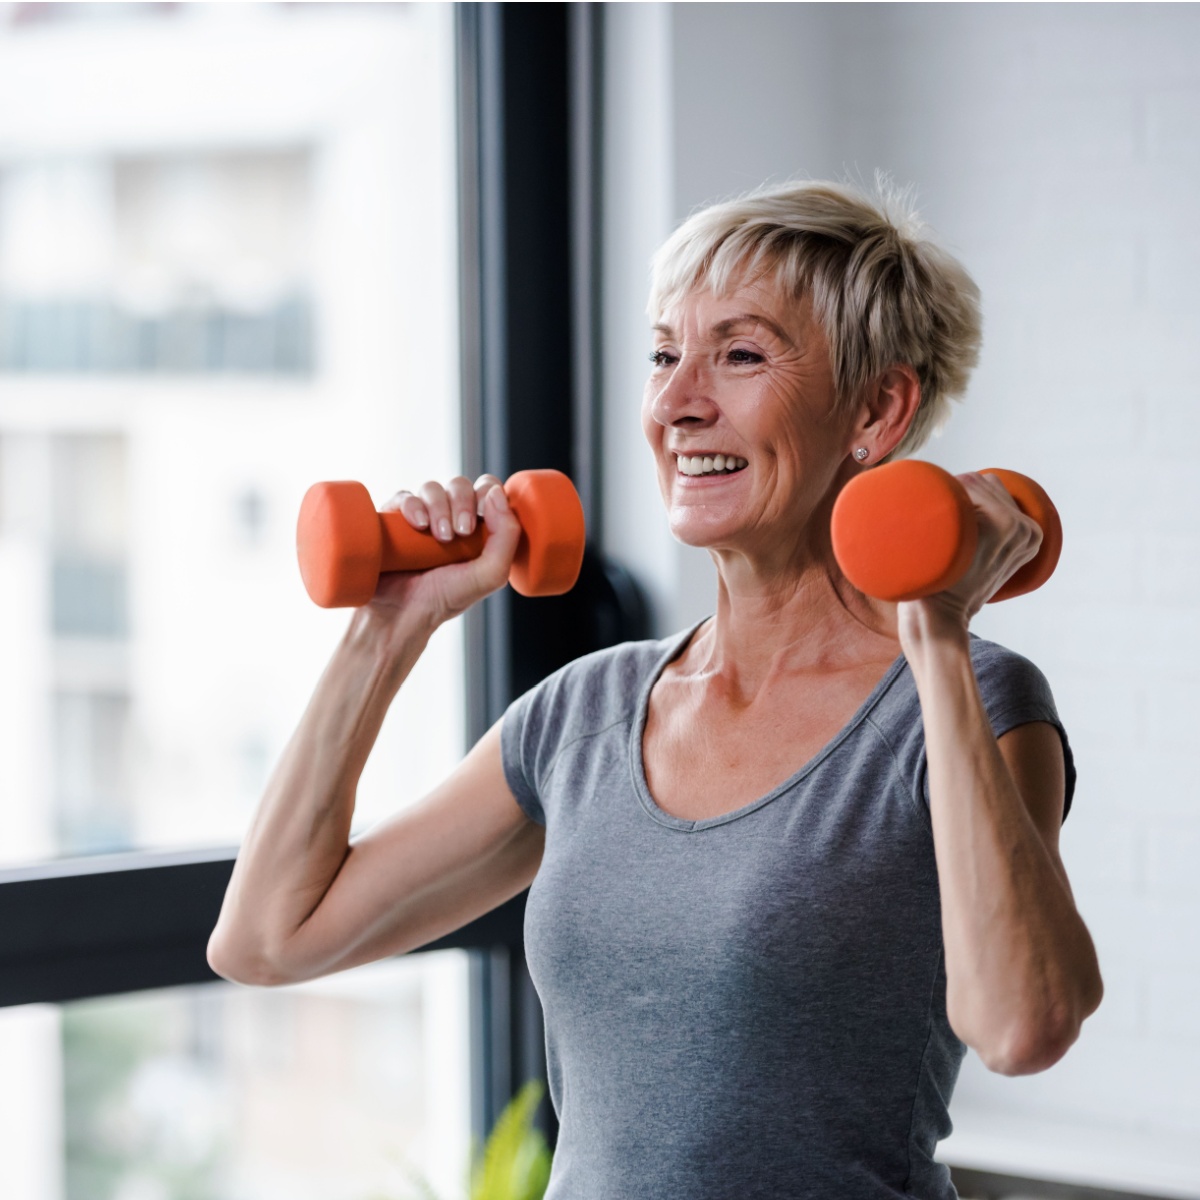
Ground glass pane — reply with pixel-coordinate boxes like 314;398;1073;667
0;953;472;1200
0;3;464;866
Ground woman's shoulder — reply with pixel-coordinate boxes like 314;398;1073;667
880;633;1058;709
520;627;693;725
868;635;1064;753
500;630;691;819
964;633;1062;719
874;632;1075;819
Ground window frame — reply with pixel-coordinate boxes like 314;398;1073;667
0;846;526;1009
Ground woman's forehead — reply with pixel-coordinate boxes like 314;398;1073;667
654;277;813;341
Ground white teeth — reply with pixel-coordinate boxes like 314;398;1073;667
676;454;747;476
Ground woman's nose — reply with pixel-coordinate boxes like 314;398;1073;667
649;358;718;428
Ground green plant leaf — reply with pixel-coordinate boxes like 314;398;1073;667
469;1080;553;1200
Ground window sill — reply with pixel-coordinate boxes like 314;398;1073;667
938;1109;1200;1199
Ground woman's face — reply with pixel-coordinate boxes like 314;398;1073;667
642;274;854;561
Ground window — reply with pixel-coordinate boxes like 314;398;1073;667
0;5;591;1180
0;3;464;868
0;4;476;1190
0;954;471;1200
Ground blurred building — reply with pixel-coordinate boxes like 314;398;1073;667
0;5;470;1198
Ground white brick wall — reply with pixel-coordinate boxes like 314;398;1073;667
603;3;1200;1191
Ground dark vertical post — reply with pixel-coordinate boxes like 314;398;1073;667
457;3;510;745
456;2;575;1152
456;0;636;1157
570;3;605;543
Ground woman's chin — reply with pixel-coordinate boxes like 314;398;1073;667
667;511;742;549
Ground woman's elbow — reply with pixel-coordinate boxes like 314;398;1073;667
965;958;1105;1077
978;998;1096;1077
980;1028;1070;1076
206;929;296;988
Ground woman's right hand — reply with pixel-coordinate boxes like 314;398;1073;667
209;470;534;988
369;473;523;625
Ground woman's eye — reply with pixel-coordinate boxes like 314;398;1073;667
727;348;763;364
649;349;676;367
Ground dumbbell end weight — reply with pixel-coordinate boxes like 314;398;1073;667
831;460;979;603
297;480;383;608
979;468;1063;602
505;469;587;597
830;460;1062;604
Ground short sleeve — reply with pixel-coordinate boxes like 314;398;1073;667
501;683;548;827
498;631;734;832
920;638;1077;823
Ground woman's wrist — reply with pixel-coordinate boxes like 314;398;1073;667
344;599;440;683
896;599;971;674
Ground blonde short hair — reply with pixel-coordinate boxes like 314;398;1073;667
648;180;982;461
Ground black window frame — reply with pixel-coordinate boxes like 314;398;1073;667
0;0;617;1157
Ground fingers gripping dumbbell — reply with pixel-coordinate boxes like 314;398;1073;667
830;460;1063;603
297;469;586;608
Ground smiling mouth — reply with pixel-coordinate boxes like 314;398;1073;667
675;453;748;477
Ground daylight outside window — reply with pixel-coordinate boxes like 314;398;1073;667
0;6;471;1197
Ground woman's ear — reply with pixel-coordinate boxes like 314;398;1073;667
851;365;921;462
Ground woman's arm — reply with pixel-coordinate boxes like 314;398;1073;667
899;473;1103;1075
207;477;538;986
904;625;1102;1075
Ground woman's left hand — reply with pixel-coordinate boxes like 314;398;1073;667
896;472;1043;648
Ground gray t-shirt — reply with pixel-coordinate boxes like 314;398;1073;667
501;624;1075;1200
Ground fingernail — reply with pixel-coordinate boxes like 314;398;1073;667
493;489;509;512
455;513;472;535
438;519;452;540
414;511;429;528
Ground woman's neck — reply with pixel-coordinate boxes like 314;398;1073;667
687;552;900;698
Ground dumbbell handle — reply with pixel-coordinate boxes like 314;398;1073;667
371;471;581;582
375;510;487;572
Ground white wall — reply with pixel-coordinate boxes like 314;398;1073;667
603;4;1200;1194
600;2;676;628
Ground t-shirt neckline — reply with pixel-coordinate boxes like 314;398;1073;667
628;618;908;833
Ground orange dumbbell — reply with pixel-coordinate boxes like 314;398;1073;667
830;460;1062;603
297;469;586;608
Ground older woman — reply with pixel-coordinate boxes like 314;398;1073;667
209;181;1102;1199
